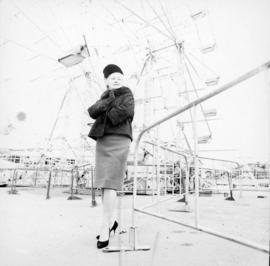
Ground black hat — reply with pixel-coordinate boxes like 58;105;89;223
103;64;123;79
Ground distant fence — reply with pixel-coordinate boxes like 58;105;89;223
0;166;95;188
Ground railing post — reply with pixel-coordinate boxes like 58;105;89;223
151;146;155;201
34;168;38;187
225;171;235;201
156;139;161;203
192;104;199;228
132;145;139;227
75;167;79;195
8;169;18;195
151;164;155;201
67;166;81;200
185;160;190;210
46;170;52;200
179;160;182;194
70;168;74;197
163;153;166;196
172;162;175;195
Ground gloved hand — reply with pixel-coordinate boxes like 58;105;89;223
100;89;115;99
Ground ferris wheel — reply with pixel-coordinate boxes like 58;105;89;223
0;0;220;160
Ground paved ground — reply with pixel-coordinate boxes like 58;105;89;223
0;187;269;266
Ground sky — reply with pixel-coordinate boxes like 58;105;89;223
198;0;270;163
0;0;269;164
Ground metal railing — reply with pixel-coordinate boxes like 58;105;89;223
1;164;97;204
142;140;190;207
0;167;72;197
130;61;270;253
66;163;97;206
142;140;242;208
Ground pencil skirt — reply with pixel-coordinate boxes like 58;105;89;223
94;134;131;191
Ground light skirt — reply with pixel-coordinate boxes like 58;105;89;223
94;135;131;191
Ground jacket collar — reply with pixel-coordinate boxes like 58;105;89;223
113;86;130;96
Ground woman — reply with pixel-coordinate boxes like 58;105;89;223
88;64;134;249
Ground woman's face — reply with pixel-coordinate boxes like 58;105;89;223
106;72;124;89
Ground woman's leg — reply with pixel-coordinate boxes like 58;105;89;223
99;188;117;241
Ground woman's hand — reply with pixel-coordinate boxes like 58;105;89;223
101;89;115;99
108;89;115;98
88;90;115;119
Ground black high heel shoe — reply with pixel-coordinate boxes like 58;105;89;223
96;221;118;240
110;221;118;235
97;230;110;249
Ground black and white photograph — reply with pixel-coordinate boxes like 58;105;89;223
0;0;269;265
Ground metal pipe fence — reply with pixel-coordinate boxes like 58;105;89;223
0;165;97;203
130;61;270;253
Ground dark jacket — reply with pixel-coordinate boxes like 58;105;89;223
88;86;134;141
